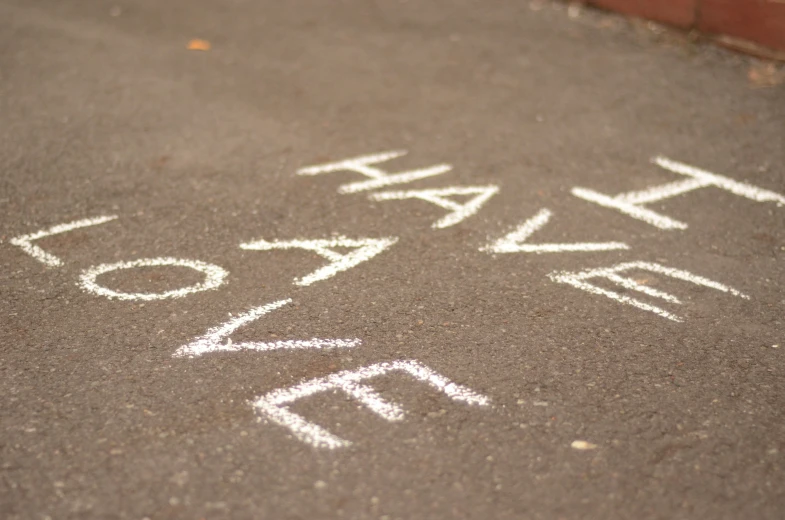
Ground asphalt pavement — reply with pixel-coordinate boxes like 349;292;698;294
1;1;784;519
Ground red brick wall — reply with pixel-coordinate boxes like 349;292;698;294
589;0;696;27
585;0;785;52
698;0;785;51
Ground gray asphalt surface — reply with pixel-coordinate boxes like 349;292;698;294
2;1;784;519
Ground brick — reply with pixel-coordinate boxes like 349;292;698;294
587;0;697;27
698;0;785;52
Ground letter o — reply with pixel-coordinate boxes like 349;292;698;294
79;257;228;301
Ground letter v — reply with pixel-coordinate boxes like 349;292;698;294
172;299;360;358
482;208;629;254
369;186;499;229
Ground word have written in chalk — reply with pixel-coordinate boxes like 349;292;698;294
254;360;490;449
298;151;499;229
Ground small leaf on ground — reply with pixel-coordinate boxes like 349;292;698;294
187;39;211;51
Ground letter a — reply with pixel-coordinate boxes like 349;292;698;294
369;186;499;229
240;236;398;286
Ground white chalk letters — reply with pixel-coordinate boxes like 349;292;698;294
549;261;749;322
297;151;452;194
572;156;785;230
12;216;230;301
11;215;118;267
482;208;629;254
239;236;398;286
173;299;360;358
299;150;499;229
79;257;228;301
370;186;499;229
253;360;489;449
